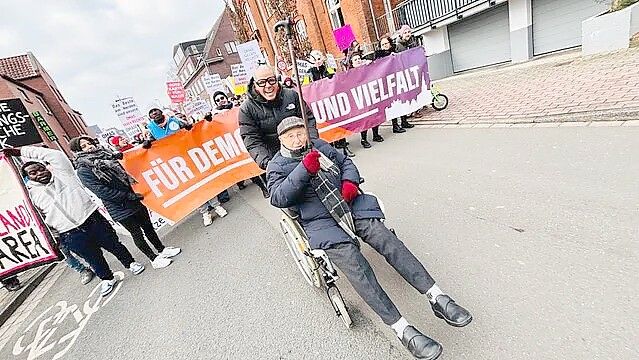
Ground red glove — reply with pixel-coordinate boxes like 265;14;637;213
341;180;359;203
302;150;321;175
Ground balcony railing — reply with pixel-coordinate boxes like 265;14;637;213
376;0;489;36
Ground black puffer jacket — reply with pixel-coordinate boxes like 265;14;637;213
239;78;319;170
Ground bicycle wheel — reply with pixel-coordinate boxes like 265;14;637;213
328;285;352;329
280;216;322;288
432;94;449;111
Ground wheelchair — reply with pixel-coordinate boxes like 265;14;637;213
278;181;388;329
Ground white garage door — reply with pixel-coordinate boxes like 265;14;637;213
448;3;511;72
532;0;611;55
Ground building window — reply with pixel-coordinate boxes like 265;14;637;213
224;41;238;54
17;88;31;102
244;3;258;31
326;0;345;29
36;96;52;115
174;47;185;66
216;48;223;57
296;19;308;40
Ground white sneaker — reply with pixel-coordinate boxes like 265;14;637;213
159;246;181;258
129;262;145;275
202;211;213;226
151;256;172;269
100;278;118;297
213;205;228;218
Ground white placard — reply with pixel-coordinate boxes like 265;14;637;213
202;74;225;94
326;53;338;69
111;97;144;138
236;40;265;77
231;64;249;85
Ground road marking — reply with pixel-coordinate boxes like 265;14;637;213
9;272;125;360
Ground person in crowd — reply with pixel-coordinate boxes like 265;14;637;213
145;108;228;225
375;35;411;133
341;40;362;71
110;135;134;152
395;25;423;120
59;242;95;284
2;146;145;297
69;136;181;269
309;50;355;158
267;117;472;360
1;276;21;292
213;91;270;199
239;65;319;171
348;52;383;148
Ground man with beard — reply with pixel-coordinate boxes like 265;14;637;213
239;65;319;171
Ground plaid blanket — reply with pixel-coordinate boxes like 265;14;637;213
310;153;360;241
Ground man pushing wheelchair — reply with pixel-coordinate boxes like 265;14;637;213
259;116;472;360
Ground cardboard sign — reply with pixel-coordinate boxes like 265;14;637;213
112;97;144;138
0;156;62;280
0;99;43;148
231;64;249;85
31;111;58;142
236;40;265;77
166;81;186;103
333;25;356;52
202;74;225;94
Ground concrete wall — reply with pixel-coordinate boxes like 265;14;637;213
508;0;533;62
421;26;453;80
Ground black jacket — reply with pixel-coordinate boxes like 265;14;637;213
76;165;144;222
310;65;333;81
239;79;319;170
395;36;419;52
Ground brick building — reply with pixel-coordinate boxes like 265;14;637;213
0;52;88;139
173;9;241;104
0;75;74;155
235;0;393;65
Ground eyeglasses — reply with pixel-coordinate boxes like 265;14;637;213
255;77;278;87
149;111;162;120
214;97;226;103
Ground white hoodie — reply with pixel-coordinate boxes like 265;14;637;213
21;146;98;234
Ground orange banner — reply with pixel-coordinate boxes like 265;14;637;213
121;108;263;222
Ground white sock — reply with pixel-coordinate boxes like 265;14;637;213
426;284;444;304
390;317;410;338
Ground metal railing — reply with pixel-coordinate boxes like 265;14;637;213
375;0;488;36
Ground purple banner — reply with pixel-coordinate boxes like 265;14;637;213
303;48;431;142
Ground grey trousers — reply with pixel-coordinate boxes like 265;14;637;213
324;218;436;325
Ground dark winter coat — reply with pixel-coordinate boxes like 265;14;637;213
310;65;333;81
76;164;144;222
267;139;384;250
395;36;419;52
239;79;319;170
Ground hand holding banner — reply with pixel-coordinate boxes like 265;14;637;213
0;155;62;280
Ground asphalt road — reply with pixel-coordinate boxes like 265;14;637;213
0;125;637;360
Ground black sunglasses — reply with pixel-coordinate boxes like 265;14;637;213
255;77;278;87
214;96;226;103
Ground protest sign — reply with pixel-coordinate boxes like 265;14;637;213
112;97;144;138
202;74;225;94
236;40;265;77
333;25;356;52
183;100;212;118
0;99;43;148
231;64;249;85
302;48;431;142
166;81;186;103
121;108;263;222
326;54;338;70
0;156;62;280
31;111;58;142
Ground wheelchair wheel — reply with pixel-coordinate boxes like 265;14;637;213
327;285;352;329
279;216;322;288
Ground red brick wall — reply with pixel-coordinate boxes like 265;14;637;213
0;79;73;156
207;10;242;78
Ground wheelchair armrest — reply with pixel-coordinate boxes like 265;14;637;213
281;208;299;220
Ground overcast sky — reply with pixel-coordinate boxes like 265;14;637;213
0;0;225;130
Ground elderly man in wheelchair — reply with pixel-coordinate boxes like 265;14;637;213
266;117;472;360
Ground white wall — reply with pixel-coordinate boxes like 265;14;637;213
422;26;450;55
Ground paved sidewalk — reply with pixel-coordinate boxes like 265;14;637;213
416;48;639;124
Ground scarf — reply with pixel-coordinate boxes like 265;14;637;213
74;148;136;186
281;145;359;240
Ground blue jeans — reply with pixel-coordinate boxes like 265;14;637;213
59;242;88;273
59;211;135;280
